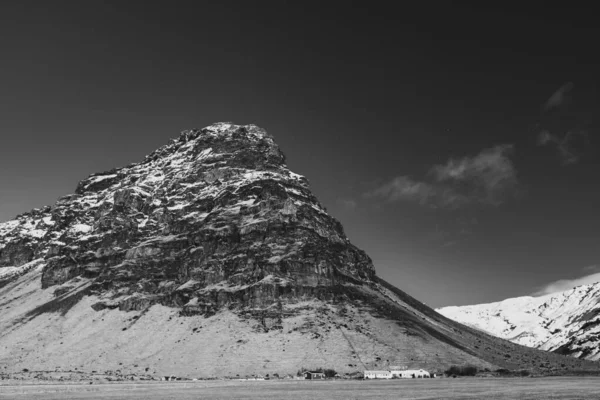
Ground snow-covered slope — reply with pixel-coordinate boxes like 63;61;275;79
437;283;600;361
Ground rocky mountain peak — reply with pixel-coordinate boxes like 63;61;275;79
1;123;374;315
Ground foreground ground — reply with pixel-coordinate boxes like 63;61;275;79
1;377;599;400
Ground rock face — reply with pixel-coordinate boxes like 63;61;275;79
1;123;598;378
437;283;600;361
2;123;373;313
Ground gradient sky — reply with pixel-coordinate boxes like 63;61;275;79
1;3;598;307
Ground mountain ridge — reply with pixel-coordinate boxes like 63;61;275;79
437;282;600;361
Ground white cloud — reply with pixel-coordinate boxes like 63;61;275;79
533;270;600;296
537;130;588;165
431;144;517;206
366;176;434;205
367;145;518;209
543;82;573;111
337;198;358;210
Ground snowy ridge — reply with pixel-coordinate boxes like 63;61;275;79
437;282;600;361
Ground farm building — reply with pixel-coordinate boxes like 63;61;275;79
363;370;393;379
390;369;430;378
364;369;431;379
304;371;325;379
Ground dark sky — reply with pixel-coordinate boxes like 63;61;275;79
1;2;599;307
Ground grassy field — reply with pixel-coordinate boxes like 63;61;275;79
1;377;600;399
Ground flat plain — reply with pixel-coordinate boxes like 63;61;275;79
1;377;600;400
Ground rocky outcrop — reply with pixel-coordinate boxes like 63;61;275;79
1;123;374;313
0;238;36;267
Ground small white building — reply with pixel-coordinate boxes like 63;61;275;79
391;369;430;378
364;370;392;379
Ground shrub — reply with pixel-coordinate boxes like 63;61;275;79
444;365;478;376
445;366;461;376
461;366;478;376
323;369;337;378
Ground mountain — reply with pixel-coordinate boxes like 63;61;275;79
1;122;598;379
437;283;600;361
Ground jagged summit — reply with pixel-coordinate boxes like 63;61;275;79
1;123;598;378
139;123;275;167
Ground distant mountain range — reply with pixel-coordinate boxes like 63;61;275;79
1;123;597;379
437;283;600;361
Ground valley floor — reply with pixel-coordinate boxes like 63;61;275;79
1;377;599;400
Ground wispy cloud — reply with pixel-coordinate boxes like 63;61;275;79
583;265;600;272
537;82;592;165
543;82;573;111
337;198;358;210
533;269;600;296
537;130;588;165
366;176;435;205
366;145;518;209
431;144;517;206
